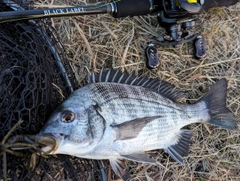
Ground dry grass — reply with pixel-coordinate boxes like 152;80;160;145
36;0;240;180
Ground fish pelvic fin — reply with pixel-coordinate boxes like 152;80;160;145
200;78;236;130
110;159;129;181
165;129;192;165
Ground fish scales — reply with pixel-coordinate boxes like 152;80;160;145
90;83;181;122
39;69;236;181
83;82;185;151
89;82;189;132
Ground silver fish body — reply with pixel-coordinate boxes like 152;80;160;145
39;69;236;180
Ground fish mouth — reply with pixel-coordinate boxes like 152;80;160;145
38;133;65;154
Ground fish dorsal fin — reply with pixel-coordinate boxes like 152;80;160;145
87;69;184;102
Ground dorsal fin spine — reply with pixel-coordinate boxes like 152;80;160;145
149;81;159;89
118;74;125;83
105;69;111;82
141;79;150;87
99;69;104;82
130;77;138;85
145;79;155;87
136;77;146;86
112;70;119;82
91;72;96;83
124;73;133;84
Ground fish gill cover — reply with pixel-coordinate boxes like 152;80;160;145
0;0;106;180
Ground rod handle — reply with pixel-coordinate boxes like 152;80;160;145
111;0;152;18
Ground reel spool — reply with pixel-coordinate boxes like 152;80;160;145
0;0;107;180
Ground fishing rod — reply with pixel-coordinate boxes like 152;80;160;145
0;0;154;22
0;0;239;69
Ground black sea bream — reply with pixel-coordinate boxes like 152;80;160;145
39;69;236;180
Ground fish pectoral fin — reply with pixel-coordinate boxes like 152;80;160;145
121;153;156;164
164;129;192;165
111;116;161;141
109;159;129;181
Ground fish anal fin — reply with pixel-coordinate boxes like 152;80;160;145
110;159;129;181
111;116;161;141
121;153;156;164
165;129;192;165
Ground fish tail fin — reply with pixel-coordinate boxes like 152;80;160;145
200;78;236;130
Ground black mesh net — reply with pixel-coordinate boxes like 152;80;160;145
0;1;106;180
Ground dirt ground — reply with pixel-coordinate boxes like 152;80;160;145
36;0;240;180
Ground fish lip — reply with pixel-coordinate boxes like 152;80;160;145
41;133;66;140
38;133;65;154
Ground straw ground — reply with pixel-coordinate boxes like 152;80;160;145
36;0;240;180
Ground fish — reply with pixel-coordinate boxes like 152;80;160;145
39;69;236;180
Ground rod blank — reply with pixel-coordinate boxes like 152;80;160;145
0;3;113;22
0;0;154;23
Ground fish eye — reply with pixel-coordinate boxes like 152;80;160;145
61;110;75;123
